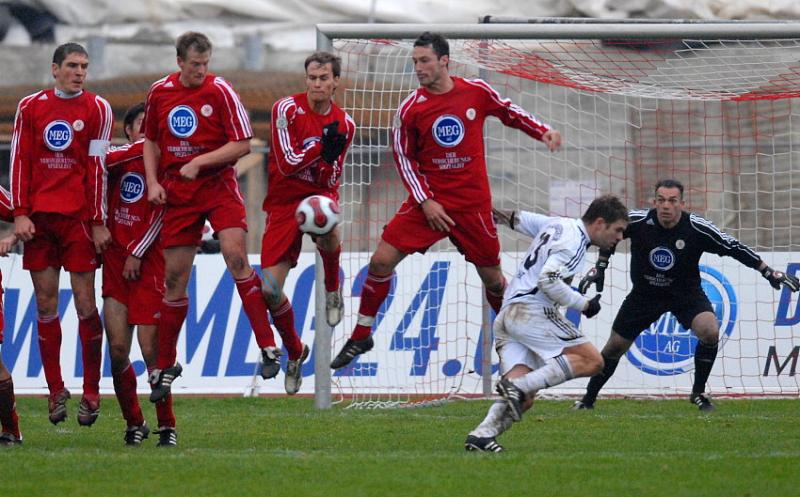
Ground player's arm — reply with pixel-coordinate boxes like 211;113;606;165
538;249;600;317
106;140;144;169
474;78;561;151
143;138;165;204
10;96;36;241
493;207;552;238
271;98;323;177
0;186;20;255
178;139;251;180
123;206;164;281
689;214;798;292
392;96;434;205
86;96;113;253
317;114;356;189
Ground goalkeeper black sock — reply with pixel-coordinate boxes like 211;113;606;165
692;340;718;394
581;353;620;405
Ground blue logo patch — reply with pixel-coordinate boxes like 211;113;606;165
120;172;145;203
167;105;198;138
43;120;73;152
649;246;675;271
432;115;465;148
626;265;738;376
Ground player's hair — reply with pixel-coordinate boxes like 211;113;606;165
582;194;629;224
122;102;145;141
655;178;684;198
414;31;449;59
304;51;342;78
52;43;88;66
176;31;212;59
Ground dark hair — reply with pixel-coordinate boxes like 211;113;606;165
304;51;342;78
582;194;629;225
414;31;449;58
52;42;88;66
655;178;684;198
122;102;145;141
176;31;212;59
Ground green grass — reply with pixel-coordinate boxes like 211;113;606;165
1;397;797;497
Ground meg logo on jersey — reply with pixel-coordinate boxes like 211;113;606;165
120;172;145;203
432;115;465;147
43;120;73;151
626;265;737;376
649;246;675;271
168;105;198;138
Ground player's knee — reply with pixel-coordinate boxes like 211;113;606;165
261;285;282;309
367;258;393;276
587;350;604;376
485;279;505;295
108;342;129;365
223;252;249;276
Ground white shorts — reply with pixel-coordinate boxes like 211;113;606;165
494;302;590;375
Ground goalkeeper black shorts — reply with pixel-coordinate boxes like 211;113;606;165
612;287;714;341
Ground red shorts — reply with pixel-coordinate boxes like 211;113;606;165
382;201;501;267
102;244;164;325
261;201;304;269
23;213;99;272
161;168;248;248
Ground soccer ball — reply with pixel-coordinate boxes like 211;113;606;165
295;195;340;235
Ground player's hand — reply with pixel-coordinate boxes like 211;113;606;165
148;181;167;205
492;208;516;229
123;255;142;281
316;161;340;189
91;224;112;253
321;121;347;164
0;234;17;256
578;259;609;294
582;294;602;318
179;160;200;181
421;198;455;233
761;266;800;292
542;129;562;152
14;215;35;242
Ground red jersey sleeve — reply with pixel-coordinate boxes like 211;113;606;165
106;140;145;169
86;95;113;224
0;186;13;222
271;96;323;176
467;78;550;141
127;205;164;258
141;77;166;142
392;91;433;205
212;77;253;142
9;92;41;217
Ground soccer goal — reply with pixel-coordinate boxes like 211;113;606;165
314;20;800;408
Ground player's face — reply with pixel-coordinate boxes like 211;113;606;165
305;62;339;107
126;112;145;143
177;48;210;88
653;186;684;228
594;219;628;250
412;46;448;89
52;52;89;94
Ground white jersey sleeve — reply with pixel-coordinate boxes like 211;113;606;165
514;210;551;238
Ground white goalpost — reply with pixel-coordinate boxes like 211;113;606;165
314;20;800;408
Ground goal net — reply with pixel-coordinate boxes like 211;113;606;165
320;22;800;407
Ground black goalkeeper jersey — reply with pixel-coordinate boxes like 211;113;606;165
604;209;762;295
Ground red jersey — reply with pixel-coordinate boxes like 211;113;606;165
10;89;112;222
142;72;253;177
264;93;355;207
393;77;550;212
105;140;164;258
0;186;13;222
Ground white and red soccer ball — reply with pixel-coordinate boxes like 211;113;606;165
295;195;340;235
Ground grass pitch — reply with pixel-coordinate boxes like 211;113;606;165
1;397;797;497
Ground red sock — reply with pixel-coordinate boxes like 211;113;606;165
352;271;393;340
156;298;189;369
318;245;341;292
235;271;275;349
78;310;103;397
37;315;64;394
0;377;20;438
147;366;176;428
485;278;506;314
270;298;303;360
112;363;144;427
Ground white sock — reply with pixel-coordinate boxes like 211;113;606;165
470;401;514;438
512;354;574;395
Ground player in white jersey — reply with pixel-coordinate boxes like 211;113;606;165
465;195;628;452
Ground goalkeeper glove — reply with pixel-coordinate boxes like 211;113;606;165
578;259;609;294
761;266;800;292
321;121;347;164
582;294;602;318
